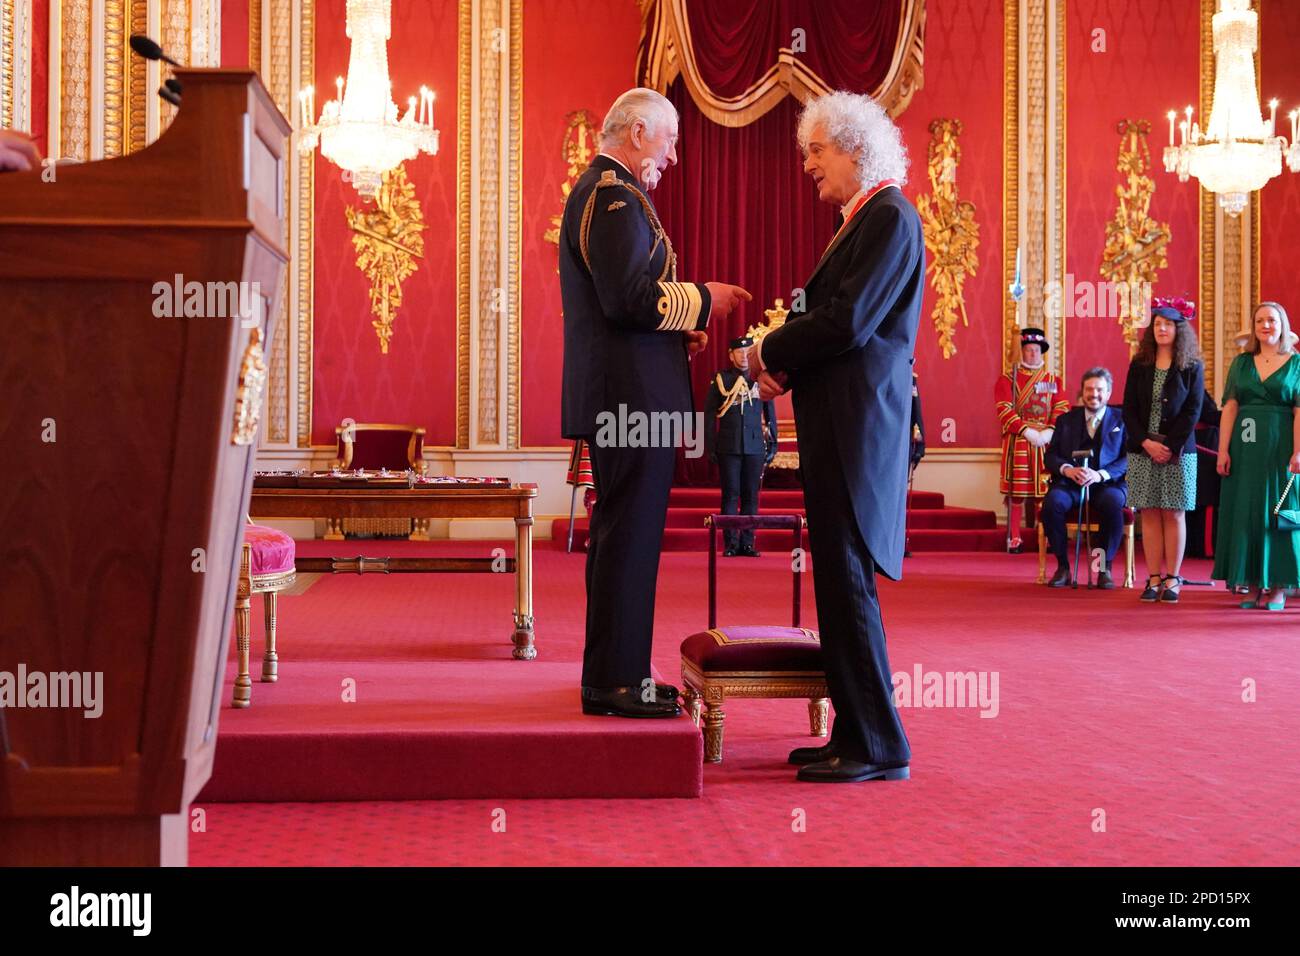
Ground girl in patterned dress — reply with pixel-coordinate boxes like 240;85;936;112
1122;298;1204;603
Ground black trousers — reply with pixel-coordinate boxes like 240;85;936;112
801;441;910;765
582;439;675;688
1041;481;1127;565
718;452;764;550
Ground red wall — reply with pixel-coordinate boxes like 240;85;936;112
220;0;249;69
1066;0;1200;403
521;0;641;446
310;0;459;445
897;0;1006;450
1260;0;1300;321
30;0;48;153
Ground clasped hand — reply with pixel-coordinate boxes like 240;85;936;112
1065;465;1102;486
1142;438;1172;465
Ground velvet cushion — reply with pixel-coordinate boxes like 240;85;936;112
245;524;295;576
681;625;823;672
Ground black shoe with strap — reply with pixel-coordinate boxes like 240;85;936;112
1159;574;1183;603
1140;574;1162;602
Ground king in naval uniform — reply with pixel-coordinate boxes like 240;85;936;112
558;88;749;719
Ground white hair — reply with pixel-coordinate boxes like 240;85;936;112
600;88;677;147
797;91;908;188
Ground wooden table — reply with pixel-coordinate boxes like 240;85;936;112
249;477;539;660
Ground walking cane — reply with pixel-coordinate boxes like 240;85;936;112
1071;451;1092;589
905;456;917;558
566;482;579;553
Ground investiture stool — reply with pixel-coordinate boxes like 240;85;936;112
1041;367;1129;588
704;336;778;557
559;88;748;718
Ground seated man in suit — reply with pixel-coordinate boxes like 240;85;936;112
1041;367;1128;588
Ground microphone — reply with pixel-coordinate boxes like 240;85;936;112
129;34;183;68
129;35;185;106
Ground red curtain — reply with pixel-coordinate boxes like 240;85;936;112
679;0;903;98
656;84;837;485
653;0;908;484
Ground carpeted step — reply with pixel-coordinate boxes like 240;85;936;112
202;660;703;801
666;487;946;510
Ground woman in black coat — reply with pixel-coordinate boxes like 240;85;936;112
1122;298;1205;603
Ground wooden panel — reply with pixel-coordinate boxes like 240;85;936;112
0;69;290;863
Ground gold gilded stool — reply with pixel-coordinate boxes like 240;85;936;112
680;515;828;763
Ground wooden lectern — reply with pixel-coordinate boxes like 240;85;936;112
0;70;290;866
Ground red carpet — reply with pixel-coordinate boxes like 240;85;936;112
552;487;1030;552
203;539;701;800
190;546;1300;866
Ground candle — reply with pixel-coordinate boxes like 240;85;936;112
1179;120;1188;146
336;76;344;104
1270;99;1280;136
1167;110;1176;147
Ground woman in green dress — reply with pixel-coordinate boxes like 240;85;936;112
1214;301;1300;609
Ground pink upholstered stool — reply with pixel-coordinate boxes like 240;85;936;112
232;524;296;708
679;514;828;763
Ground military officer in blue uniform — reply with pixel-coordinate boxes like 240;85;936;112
705;336;778;556
559;88;750;719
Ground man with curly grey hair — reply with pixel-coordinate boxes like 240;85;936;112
745;90;923;783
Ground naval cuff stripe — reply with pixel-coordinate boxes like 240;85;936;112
655;281;702;332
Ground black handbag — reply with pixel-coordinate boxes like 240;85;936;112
1273;473;1300;531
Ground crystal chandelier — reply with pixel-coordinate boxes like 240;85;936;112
1163;0;1300;216
297;0;438;199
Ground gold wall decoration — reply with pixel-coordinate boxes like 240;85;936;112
296;0;316;448
455;0;471;448
346;163;427;355
232;329;269;445
1099;120;1170;352
2;0;15;128
543;110;597;251
916;118;980;359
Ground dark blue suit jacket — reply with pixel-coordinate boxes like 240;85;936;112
558;155;711;440
1044;405;1128;489
758;186;925;580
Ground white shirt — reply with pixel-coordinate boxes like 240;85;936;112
597;152;633;177
840;186;868;221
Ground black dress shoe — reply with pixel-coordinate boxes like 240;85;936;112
723;548;738;557
581;685;681;718
739;545;761;557
797;756;910;783
654;683;680;702
788;742;837;765
1095;568;1116;590
1048;564;1072;588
